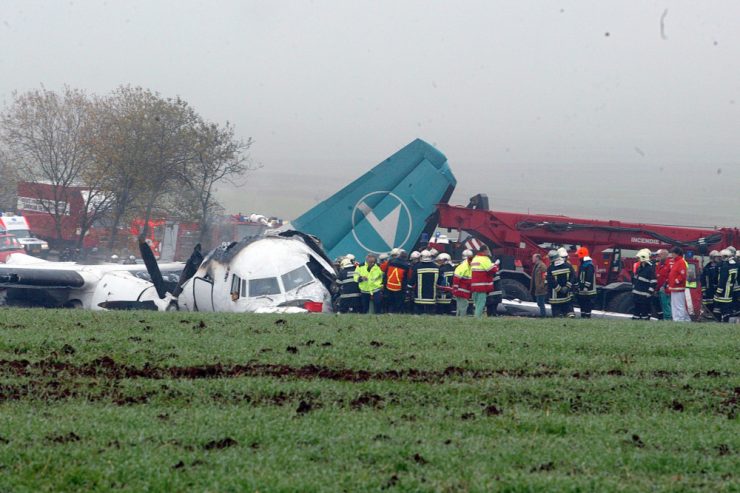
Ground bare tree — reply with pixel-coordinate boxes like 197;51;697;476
0;87;91;244
0;150;18;213
178;120;255;244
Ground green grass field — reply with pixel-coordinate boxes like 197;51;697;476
0;309;738;492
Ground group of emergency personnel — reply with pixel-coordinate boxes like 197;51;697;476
334;245;503;317
335;242;740;322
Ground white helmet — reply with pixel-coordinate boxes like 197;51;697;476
709;250;720;258
410;251;421;260
390;248;401;257
462;249;474;258
720;249;732;258
378;253;389;261
420;250;433;262
346;253;355;261
557;247;568;258
547;249;559;260
637;248;651;262
110;255;119;261
429;248;439;257
340;258;353;268
437;253;451;263
728;246;737;255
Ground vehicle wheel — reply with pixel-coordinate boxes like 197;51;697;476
501;279;532;302
605;291;634;314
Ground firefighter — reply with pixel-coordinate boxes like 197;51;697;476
354;254;384;314
452;249;474;316
655;249;673;320
700;250;721;320
407;250;439;314
631;248;657;320
337;258;361;313
470;245;496;319
384;250;410;313
436;253;455;314
486;258;503;317
713;249;738;323
667;247;690;322
546;249;576;318
576;249;597;318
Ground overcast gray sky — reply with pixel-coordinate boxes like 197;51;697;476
1;1;738;226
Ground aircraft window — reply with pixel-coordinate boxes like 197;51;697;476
249;277;281;297
231;274;241;298
281;265;313;291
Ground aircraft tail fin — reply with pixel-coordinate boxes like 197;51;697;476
292;139;456;260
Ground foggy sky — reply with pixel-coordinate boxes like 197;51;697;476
1;1;739;227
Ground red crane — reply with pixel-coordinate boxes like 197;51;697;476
434;195;739;315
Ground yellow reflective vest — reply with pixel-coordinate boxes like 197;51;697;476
353;263;384;294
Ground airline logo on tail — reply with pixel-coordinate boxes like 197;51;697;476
352;191;412;253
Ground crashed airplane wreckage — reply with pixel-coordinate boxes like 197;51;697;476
0;231;337;313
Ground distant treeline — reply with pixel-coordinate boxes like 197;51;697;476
0;85;255;249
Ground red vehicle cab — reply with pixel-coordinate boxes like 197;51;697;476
0;234;25;263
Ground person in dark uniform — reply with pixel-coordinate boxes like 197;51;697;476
486;258;503;317
631;249;657;320
575;247;597;318
337;257;361;313
435;253;455;315
546;249;576;318
700;250;721;320
407;250;440;315
385;250;410;313
714;249;738;323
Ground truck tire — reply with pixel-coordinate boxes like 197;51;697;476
605;291;634;314
501;279;532;302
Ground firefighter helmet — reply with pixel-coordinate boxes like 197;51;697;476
340;258;353;268
420;250;433;262
576;246;589;258
557;247;568;258
637;248;651;262
462;249;473;258
709;250;720;258
379;253;389;261
720;249;732;258
410;251;421;260
437;253;451;263
346;254;355;261
548;250;559;260
390;248;400;257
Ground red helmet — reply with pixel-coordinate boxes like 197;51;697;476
576;247;590;259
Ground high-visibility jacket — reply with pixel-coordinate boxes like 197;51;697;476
437;263;454;304
714;259;738;304
685;259;697;289
452;260;472;299
353;263;384;295
668;256;687;292
577;260;597;296
632;261;657;297
546;260;576;304
407;261;439;304
337;266;360;299
385;258;410;292
700;261;719;303
470;254;495;293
